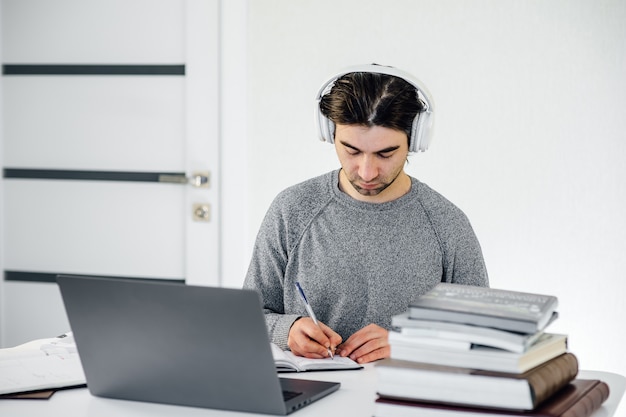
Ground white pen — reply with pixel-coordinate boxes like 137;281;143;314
294;281;334;359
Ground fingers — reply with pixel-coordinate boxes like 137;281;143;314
288;318;342;359
287;320;390;363
337;324;390;364
319;321;343;350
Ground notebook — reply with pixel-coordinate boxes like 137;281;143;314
56;275;340;415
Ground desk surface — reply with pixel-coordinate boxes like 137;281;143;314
0;367;624;417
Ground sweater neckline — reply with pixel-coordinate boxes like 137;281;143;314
329;169;420;211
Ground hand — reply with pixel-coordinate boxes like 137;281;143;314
337;324;390;364
288;317;342;359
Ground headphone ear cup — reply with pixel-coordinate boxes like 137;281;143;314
410;110;434;152
326;119;335;144
316;107;335;144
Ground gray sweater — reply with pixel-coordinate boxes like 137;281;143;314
243;170;488;349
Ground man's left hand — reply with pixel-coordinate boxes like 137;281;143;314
336;324;389;364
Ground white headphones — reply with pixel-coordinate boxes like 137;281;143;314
315;64;435;153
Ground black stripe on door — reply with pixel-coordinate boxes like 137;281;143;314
4;270;185;284
2;64;185;76
3;168;187;183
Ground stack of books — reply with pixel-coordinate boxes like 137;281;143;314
374;283;610;417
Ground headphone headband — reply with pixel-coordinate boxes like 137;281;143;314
315;64;435;152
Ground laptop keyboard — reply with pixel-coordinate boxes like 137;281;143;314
282;390;302;401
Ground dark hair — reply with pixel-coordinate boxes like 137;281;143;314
319;71;425;141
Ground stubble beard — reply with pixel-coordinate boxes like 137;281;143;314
348;168;404;197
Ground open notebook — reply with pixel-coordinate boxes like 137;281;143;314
57;275;340;415
271;343;362;372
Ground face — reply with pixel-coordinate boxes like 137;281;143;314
334;124;411;203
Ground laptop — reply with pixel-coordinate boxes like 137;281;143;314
56;275;340;415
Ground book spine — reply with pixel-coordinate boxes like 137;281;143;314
526;353;579;406
561;381;610;417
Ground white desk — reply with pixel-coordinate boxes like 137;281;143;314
0;367;624;416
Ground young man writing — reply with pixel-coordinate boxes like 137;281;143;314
243;65;488;364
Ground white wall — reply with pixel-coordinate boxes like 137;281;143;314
238;0;626;377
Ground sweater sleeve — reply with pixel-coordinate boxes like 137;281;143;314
242;193;301;349
417;183;489;287
441;209;489;286
242;173;333;349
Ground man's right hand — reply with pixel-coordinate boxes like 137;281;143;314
287;317;342;359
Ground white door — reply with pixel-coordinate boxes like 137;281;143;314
0;0;220;346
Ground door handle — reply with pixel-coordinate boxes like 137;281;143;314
158;171;210;188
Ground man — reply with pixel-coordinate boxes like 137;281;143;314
243;64;488;364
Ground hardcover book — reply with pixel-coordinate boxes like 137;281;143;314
376;353;579;410
390;332;568;373
373;379;610;417
409;283;559;334
392;312;546;353
388;330;472;351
